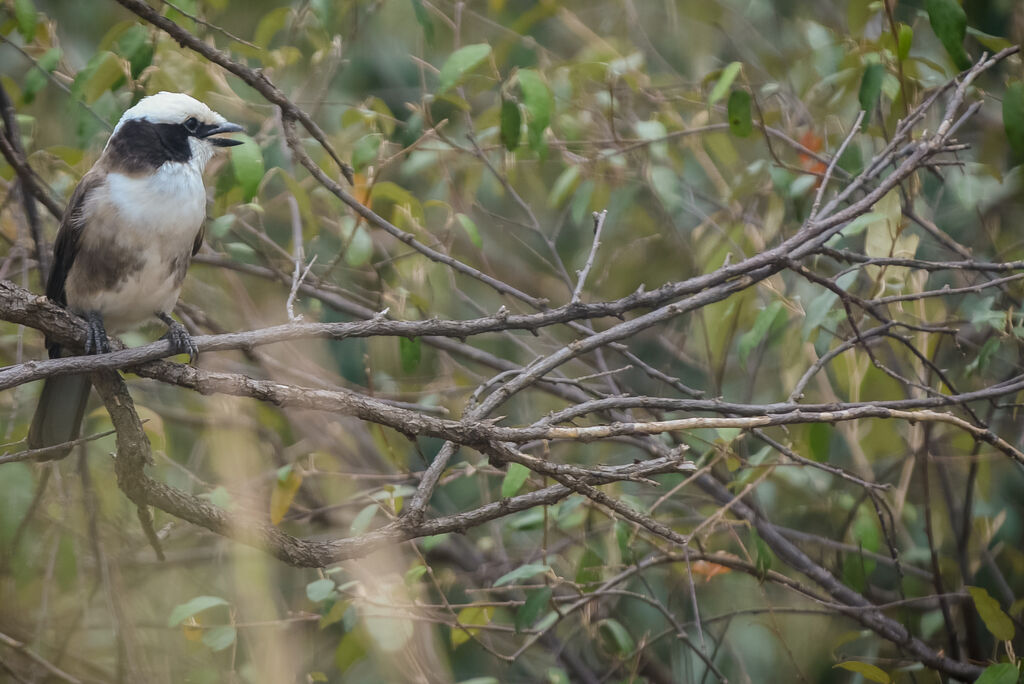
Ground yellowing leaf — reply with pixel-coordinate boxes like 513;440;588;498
270;465;302;525
968;586;1015;641
834;661;890;683
452;605;494;647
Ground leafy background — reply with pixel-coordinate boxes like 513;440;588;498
0;0;1023;682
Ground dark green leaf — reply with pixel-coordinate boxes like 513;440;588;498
493;563;550;587
437;43;491;93
500;97;521;151
925;0;972;71
598;619;635;656
410;0;434;45
515;587;552;632
727;90;752;137
116;25;153;79
399;336;421;373
858;63;885;128
1002;82;1024;160
167;596;229;627
501;462;530;498
967;586;1015;641
808;423;830;463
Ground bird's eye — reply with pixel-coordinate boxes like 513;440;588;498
183;117;199;133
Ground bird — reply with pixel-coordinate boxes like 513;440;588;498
27;91;243;459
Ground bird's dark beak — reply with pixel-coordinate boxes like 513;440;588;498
199;122;245;147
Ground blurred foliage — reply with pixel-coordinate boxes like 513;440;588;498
0;0;1023;682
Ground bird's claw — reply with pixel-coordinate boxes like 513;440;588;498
162;319;198;363
84;311;110;355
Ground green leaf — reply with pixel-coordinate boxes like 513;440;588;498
14;0;36;42
404;564;428;586
437;43;491;93
897;24;913;62
201;625;237;652
515;587;552;632
1002;82;1024;160
254;6;291;48
967;586;1015;641
518;69;552;153
72;51;125;104
925;0;972;71
306;578;337;603
351;134;382;172
726;90;752;137
808;423;830;462
23;47;61;103
344;226;374;267
167;596;229;627
350;503;378;534
116;24;153;79
500;97;522;151
708;61;741;106
548;165;580;208
752;530;773;578
230;135;265;202
456;213;482;247
598;619;635;656
737;300;786;364
858;63;885;127
399;337;421;373
493;563;550;587
410;0;434;45
975;664;1021;684
319;599;348;629
501;462;530;498
834;661;890;683
575;547;603;589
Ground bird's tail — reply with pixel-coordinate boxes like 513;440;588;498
27;374;92;460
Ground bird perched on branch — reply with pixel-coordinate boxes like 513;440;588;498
27;91;243;459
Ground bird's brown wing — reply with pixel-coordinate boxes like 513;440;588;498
46;170;102;307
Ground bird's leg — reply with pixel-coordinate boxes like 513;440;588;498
84;311;111;354
157;312;198;363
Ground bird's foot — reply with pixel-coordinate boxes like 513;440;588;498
157;312;198;363
84;311;110;355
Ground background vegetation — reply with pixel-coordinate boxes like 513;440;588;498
1;0;1024;682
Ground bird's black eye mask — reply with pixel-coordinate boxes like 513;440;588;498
107;117;244;173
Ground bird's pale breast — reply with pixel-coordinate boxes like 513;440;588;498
65;164;205;332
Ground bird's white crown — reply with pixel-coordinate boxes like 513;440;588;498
111;92;227;136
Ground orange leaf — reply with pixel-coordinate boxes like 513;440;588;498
691;560;731;582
